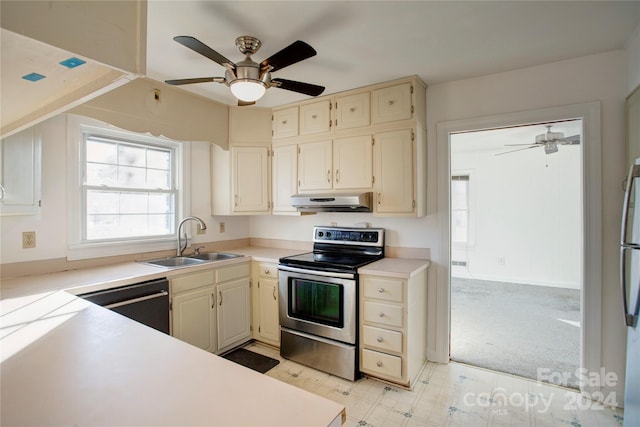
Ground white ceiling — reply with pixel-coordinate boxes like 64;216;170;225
145;1;640;108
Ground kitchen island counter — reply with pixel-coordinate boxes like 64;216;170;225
1;289;345;426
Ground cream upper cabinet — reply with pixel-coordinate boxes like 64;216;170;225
0;126;42;215
299;100;331;136
374;129;415;214
298;140;333;191
372;82;413;124
211;144;271;215
272;107;299;139
231;146;270;213
272;144;299;214
333;135;373;189
335;92;370;130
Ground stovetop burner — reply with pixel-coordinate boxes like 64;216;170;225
279;226;385;273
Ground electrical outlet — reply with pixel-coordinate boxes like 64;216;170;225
22;231;36;249
219;222;225;233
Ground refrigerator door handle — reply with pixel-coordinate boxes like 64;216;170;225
621;247;639;327
621;164;640;246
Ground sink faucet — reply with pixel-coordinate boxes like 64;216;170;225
177;216;207;256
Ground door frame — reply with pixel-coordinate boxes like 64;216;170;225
432;101;602;394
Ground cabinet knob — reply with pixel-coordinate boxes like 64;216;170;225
376;361;383;368
312;114;317;119
388;100;395;106
335;169;340;183
349;107;356;113
378;312;385;318
327;169;331;183
282;120;287;125
264;269;270;275
376;336;384;343
378;288;385;293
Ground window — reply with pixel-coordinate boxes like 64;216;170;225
83;135;176;241
67;116;187;259
451;174;470;245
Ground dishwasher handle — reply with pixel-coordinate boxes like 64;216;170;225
104;290;169;310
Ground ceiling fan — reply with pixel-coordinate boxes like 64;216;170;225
496;125;581;156
165;35;325;106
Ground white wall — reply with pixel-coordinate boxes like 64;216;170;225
427;49;628;398
450;126;582;289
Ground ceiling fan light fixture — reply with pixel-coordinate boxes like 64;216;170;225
230;79;266;102
544;141;558;154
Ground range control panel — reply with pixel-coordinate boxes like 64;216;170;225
313;226;384;246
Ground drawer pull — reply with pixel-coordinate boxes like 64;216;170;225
378;312;385;318
378;288;385;293
376;361;383;368
376;336;384;343
264;269;270;275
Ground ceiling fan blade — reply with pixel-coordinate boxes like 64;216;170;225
504;143;540;147
559;134;580;145
238;100;256;107
495;145;540;156
271;78;325;96
260;40;317;72
165;77;218;86
174;36;235;68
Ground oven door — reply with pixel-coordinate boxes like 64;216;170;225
278;265;357;344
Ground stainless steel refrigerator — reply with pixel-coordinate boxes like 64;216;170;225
622;157;640;427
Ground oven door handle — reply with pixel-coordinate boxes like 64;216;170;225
278;265;356;279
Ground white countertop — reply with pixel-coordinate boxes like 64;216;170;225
1;290;344;426
1;246;345;427
358;257;430;279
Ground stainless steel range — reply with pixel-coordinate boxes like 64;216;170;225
278;225;384;380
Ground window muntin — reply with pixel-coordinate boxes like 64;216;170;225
82;134;177;242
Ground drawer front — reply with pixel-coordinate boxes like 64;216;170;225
362;348;402;378
215;262;250;283
363;325;402;353
363;276;404;303
258;263;278;278
363;301;403;328
171;270;215;294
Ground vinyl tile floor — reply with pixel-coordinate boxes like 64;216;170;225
243;342;624;427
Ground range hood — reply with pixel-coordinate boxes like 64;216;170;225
290;192;373;212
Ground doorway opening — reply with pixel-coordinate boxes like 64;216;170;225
449;119;583;388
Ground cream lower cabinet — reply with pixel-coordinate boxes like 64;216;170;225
171;262;251;354
359;268;428;388
252;262;280;346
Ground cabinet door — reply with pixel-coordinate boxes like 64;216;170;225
300;100;331;135
298;140;333;191
171;286;217;352
375;129;414;213
0;126;41;215
333;135;373;189
231;146;269;212
217;277;251;350
258;277;280;344
336;92;370;130
272;107;298;139
372;83;413;124
272;144;298;213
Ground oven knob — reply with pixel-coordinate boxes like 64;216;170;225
326;232;332;238
318;231;324;238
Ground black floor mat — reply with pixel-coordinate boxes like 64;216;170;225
222;348;280;374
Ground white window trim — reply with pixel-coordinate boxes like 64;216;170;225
66;114;191;260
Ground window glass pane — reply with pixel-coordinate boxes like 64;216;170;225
451;180;468;210
86;140;117;164
87;190;119;214
149;193;174;213
86;214;119;240
147;169;171;189
147;148;171;170
120;192;148;214
118;144;146;167
149;214;174;235
118;165;146;188
86;163;117;186
452;211;468;243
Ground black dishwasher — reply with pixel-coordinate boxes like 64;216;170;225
79;278;170;334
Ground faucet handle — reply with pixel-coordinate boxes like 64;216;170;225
194;246;206;255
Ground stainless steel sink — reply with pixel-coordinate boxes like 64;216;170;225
189;252;243;261
141;256;207;268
